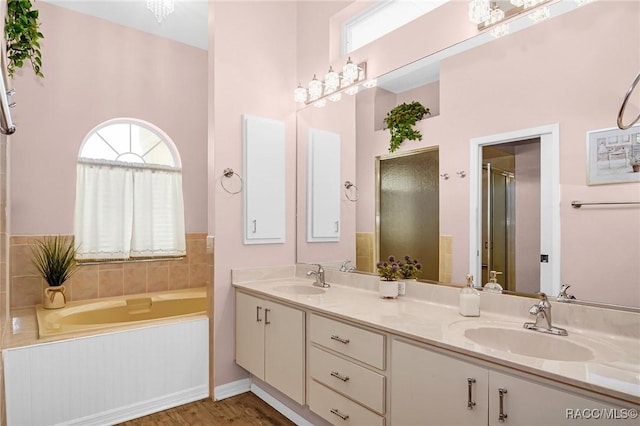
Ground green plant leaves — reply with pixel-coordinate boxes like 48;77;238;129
5;0;44;78
383;101;430;153
31;236;78;286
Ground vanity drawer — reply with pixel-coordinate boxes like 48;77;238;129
310;346;385;414
310;314;385;370
309;380;384;426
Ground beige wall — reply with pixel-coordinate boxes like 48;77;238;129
10;233;210;308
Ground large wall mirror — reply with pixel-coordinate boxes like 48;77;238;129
296;1;640;309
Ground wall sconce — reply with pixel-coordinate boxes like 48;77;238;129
294;59;367;107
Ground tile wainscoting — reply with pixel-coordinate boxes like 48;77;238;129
9;232;212;308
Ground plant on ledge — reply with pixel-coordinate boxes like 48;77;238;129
31;236;78;287
376;255;400;281
5;0;44;78
398;255;423;280
384;101;430;153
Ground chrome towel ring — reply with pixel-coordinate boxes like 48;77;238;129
617;72;640;130
344;180;358;202
221;168;243;194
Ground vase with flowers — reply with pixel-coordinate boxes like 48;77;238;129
376;255;400;298
397;255;423;296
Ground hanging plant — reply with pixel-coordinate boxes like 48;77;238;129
383;101;430;153
5;0;44;78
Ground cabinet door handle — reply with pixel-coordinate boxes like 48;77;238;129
467;378;476;409
498;388;508;422
330;408;349;421
264;308;271;325
252;219;257;233
330;334;350;344
334;220;339;232
256;306;262;322
330;371;350;382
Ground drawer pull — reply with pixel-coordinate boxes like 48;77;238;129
498;388;508;422
264;308;271;325
330;408;350;421
467;378;476;409
330;371;350;382
256;306;262;322
330;334;350;344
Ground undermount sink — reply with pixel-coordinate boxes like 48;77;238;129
464;327;594;361
273;285;326;295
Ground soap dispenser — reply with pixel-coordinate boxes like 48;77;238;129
484;271;503;293
459;274;480;317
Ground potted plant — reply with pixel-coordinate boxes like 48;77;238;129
383;101;430;153
32;235;78;309
631;155;640;173
5;0;45;78
376;255;400;299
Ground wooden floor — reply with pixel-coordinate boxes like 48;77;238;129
117;393;295;425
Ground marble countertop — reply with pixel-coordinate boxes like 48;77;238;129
233;275;640;406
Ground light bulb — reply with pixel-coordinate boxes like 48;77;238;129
468;0;490;24
294;84;307;103
324;66;340;94
342;58;359;85
308;75;323;101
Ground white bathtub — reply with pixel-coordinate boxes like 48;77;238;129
36;287;207;338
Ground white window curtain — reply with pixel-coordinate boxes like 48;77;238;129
74;160;186;260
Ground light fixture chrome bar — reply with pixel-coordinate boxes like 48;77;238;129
477;0;554;31
571;200;640;208
302;62;367;106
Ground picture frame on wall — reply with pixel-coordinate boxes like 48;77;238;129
587;125;640;185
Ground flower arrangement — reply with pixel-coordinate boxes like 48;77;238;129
376;256;400;281
398;255;423;280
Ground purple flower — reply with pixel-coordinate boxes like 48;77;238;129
391;265;399;272
376;262;383;268
416;263;423;270
388;255;396;262
404;255;411;261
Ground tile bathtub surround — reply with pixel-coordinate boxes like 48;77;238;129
9;233;212;308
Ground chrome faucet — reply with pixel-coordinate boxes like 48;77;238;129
556;284;576;302
523;292;568;336
306;264;329;288
339;260;356;272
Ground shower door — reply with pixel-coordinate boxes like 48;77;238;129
377;148;439;281
482;163;515;290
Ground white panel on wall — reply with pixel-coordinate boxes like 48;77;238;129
243;114;286;244
307;128;341;242
3;318;209;426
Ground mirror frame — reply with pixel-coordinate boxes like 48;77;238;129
469;124;561;294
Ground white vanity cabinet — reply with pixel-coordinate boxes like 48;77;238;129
391;339;637;426
308;313;387;426
235;291;305;404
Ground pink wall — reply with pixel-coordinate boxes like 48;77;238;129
211;1;298;388
301;1;639;306
10;3;208;235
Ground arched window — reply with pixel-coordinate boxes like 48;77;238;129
74;118;186;261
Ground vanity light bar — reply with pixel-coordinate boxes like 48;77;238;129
294;61;367;107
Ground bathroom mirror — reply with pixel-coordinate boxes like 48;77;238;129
295;0;640;309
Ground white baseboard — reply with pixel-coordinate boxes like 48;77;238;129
250;383;313;426
214;378;251;400
59;385;209;426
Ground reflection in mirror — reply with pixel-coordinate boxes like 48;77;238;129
296;1;640;309
481;139;540;293
376;148;439;281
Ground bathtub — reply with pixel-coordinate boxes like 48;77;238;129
36;287;207;338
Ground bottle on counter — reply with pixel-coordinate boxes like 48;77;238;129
459;274;480;317
484;270;503;293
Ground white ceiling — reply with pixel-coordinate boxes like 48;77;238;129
42;0;209;50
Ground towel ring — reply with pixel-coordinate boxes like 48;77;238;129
617;72;640;130
344;180;358;202
221;168;243;194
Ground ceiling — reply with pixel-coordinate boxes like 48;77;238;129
42;0;209;50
